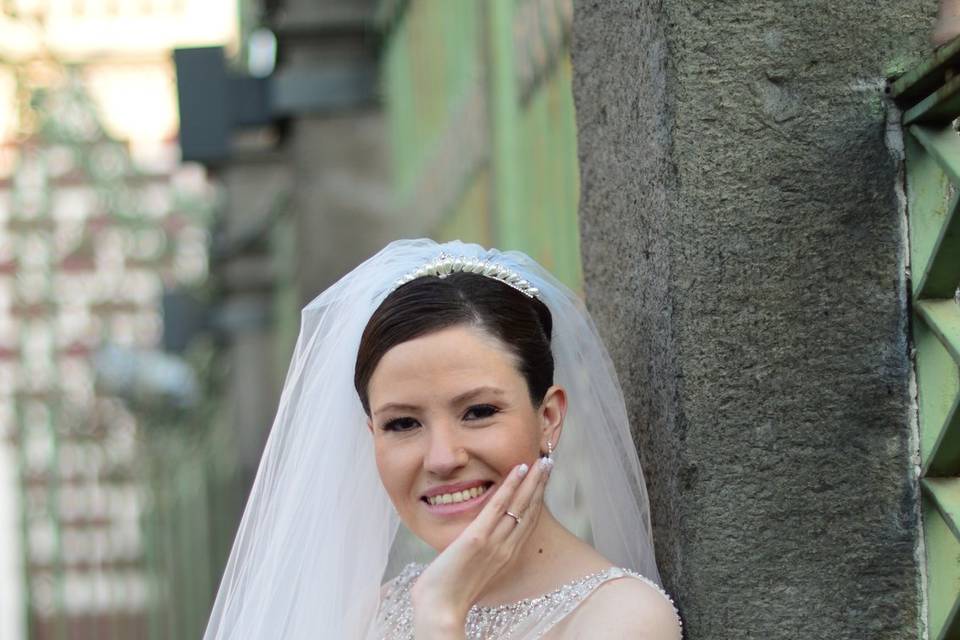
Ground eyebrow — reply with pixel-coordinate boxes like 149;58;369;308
373;385;506;415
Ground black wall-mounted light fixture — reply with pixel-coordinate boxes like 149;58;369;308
174;36;377;165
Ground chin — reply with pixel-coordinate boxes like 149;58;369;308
418;522;468;552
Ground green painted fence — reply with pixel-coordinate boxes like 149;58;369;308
891;39;960;640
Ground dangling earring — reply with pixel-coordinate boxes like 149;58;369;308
542;440;553;460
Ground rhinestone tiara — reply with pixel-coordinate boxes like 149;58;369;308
392;252;541;299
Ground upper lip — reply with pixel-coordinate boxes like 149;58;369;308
421;479;493;499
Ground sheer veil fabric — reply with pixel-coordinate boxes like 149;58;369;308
203;239;660;640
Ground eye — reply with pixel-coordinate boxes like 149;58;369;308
464;404;499;421
382;417;420;432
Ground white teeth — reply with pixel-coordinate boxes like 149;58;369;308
427;485;488;506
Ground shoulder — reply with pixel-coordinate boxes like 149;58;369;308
560;570;682;640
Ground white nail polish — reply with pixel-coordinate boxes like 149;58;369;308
517;463;529;477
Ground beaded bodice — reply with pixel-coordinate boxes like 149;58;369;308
374;563;678;640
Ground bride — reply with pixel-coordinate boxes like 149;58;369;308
203;239;682;639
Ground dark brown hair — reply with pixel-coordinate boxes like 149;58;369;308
354;272;554;416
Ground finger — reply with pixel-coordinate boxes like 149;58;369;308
470;462;530;533
492;457;551;541
507;461;550;542
511;457;551;518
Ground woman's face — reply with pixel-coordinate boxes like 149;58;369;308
366;324;565;551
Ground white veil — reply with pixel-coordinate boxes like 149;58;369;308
203;238;660;640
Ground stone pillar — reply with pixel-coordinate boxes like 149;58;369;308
572;1;935;637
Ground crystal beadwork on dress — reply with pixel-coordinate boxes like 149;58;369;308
374;563;680;640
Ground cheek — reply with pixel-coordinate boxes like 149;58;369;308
374;441;417;503
485;420;541;469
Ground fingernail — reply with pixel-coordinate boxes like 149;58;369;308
517;463;529;478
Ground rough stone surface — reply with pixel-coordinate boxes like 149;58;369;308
572;1;936;638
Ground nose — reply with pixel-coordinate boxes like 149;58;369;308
423;422;468;477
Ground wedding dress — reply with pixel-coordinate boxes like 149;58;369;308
374;563;680;639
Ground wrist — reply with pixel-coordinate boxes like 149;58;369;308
411;586;466;637
412;603;465;639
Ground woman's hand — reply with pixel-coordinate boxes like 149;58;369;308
410;457;553;639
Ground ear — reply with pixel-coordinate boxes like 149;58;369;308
366;416;374;435
538;384;567;453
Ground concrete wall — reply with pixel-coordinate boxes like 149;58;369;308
289;111;395;307
277;0;395;307
572;1;937;638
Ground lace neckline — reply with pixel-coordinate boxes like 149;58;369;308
377;562;682;640
476;567;630;613
402;563;653;613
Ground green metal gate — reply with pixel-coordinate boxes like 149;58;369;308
891;39;960;640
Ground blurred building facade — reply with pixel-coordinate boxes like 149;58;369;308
0;2;233;639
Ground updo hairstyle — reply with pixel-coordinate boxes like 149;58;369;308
354;272;554;416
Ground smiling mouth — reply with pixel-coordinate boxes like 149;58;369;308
421;482;494;506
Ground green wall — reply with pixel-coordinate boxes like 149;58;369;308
380;0;583;289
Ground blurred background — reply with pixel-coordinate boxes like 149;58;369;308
3;0;957;639
0;1;582;638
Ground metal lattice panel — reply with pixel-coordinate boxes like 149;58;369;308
892;41;960;640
